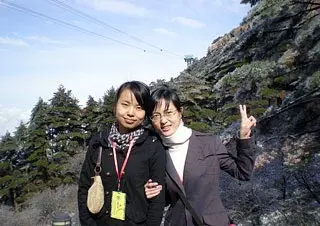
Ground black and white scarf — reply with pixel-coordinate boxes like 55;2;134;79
108;123;144;151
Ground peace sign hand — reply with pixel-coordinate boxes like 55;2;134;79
239;105;257;139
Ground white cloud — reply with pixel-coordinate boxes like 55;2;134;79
0;37;28;46
0;106;30;137
0;44;186;137
172;16;205;28
26;36;68;45
79;0;148;16
153;28;177;37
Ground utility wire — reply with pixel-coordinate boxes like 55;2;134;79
0;0;150;52
46;0;183;58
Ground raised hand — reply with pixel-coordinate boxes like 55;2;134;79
239;105;256;139
144;179;162;199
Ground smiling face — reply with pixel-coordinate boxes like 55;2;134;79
115;88;146;134
151;99;182;137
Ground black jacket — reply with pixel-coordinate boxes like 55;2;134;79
164;131;256;226
78;127;166;226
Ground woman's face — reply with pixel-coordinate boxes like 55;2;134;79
151;99;182;137
115;88;146;133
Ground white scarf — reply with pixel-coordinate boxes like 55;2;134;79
161;121;192;181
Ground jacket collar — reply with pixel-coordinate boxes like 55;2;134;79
166;150;186;194
165;130;205;194
183;131;204;191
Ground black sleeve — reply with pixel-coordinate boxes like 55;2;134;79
77;143;97;226
146;140;166;226
216;135;256;181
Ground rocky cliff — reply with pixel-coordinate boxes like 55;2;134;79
159;0;320;225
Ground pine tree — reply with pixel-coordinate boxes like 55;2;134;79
47;85;85;156
26;98;53;191
14;121;29;168
96;87;116;131
82;95;100;143
0;132;28;209
240;0;261;7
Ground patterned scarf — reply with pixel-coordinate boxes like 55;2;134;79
108;123;144;151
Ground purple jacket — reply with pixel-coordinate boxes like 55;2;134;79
164;130;255;226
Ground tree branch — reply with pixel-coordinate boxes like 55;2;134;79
293;173;320;204
263;6;320;33
261;128;320;144
258;88;320;123
291;0;320;6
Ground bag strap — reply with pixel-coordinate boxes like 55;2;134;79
94;132;103;176
176;188;204;226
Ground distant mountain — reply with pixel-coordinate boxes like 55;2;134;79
157;0;319;224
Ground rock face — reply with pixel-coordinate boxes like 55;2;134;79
157;0;320;225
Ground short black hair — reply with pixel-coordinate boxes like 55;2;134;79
150;86;182;113
115;81;152;116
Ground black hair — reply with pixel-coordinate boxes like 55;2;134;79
115;81;152;116
150;85;182;112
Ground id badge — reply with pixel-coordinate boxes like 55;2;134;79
111;191;126;220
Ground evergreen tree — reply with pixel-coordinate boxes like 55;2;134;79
14;121;29;167
82;95;100;143
0;132;28;209
96;87;116;131
26;98;53;191
47;85;85;156
240;0;261;7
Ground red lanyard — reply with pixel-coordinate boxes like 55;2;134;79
112;139;134;190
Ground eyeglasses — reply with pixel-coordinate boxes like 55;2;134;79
150;110;178;122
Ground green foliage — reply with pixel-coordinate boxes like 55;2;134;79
96;87;116;130
33;158;49;169
223;115;240;126
48;85;83;155
197;108;217;119
306;71;320;90
247;0;285;20
222;103;238;111
214;61;277;99
241;0;261;7
183;109;196;118
82;95;101;140
0;175;12;186
274;75;292;86
260;87;281;98
250;107;267;117
246;99;269;107
188;121;210;132
295;12;320;49
47;177;62;188
0;162;10;174
62;176;73;184
52;152;70;164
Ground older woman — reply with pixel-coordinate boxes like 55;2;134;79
145;86;256;226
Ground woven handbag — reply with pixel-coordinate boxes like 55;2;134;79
87;146;104;214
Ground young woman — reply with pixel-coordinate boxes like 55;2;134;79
145;86;257;226
78;81;166;226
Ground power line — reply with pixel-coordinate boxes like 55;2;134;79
0;0;149;52
46;0;183;58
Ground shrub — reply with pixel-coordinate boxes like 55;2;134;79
188;121;210;132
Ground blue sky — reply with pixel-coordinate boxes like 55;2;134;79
0;0;250;136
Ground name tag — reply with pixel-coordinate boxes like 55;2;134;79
111;191;126;220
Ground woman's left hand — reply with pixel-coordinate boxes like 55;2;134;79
239;105;257;139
